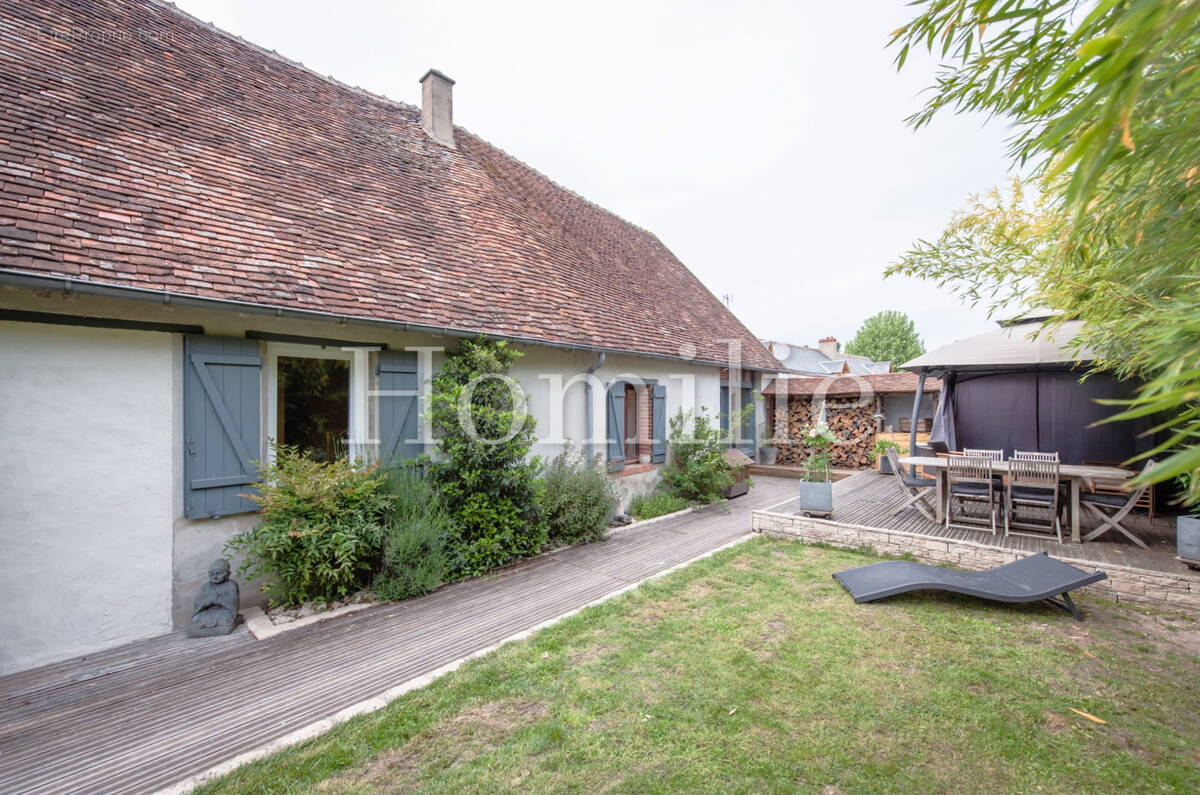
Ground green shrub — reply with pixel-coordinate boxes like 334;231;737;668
428;337;547;576
227;444;391;606
659;408;734;504
539;446;619;547
630;490;690;520
374;464;449;601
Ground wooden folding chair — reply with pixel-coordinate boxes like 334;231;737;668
1012;450;1059;462
1014;451;1066;523
1005;458;1062;543
965;447;1007;494
1081;460;1156;548
947;454;997;534
885;447;936;521
1083;458;1155;519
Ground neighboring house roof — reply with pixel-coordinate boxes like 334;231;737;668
765;372;941;398
901;319;1095;374
761;340;891;376
0;0;779;371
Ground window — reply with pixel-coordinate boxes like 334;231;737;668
184;335;417;519
720;378;757;457
265;343;375;463
606;380;666;471
275;356;349;462
624;384;639;461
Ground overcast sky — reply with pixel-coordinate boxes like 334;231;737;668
174;0;1015;354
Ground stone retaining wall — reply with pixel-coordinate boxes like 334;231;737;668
752;509;1200;615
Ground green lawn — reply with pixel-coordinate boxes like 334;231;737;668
203;539;1200;793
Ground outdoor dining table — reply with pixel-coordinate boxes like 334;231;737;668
898;456;1135;543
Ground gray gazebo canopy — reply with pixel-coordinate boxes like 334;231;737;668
899;316;1150;466
902;316;1096;374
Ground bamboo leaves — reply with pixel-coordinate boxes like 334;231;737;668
888;1;1200;503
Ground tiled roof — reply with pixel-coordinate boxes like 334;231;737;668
760;340;890;375
765;372;942;397
0;0;779;370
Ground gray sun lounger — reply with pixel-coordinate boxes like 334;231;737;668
832;552;1107;620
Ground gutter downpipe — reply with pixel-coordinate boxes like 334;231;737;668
908;370;927;478
584;352;607;461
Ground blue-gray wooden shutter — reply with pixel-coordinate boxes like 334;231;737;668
183;335;262;519
651;383;667;463
605;383;625;471
739;386;756;457
719;384;730;443
378;350;421;463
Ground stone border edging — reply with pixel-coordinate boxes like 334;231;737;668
751;508;1200;614
608;504;699;535
243;602;377;641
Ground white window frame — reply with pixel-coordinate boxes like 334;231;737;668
264;342;377;463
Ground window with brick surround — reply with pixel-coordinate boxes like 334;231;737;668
621;384;654;463
624;384;638;461
606;380;665;471
636;385;653;460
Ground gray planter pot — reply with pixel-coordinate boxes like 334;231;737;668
878;454;894;475
721;481;750;499
798;480;833;516
1178;515;1200;564
760;446;779;465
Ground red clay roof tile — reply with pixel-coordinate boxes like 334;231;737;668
766;372;942;397
0;0;779;369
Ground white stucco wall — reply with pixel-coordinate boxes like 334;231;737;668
0;321;175;674
510;347;723;507
0;287;752;671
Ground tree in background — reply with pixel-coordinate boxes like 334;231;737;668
844;310;925;365
887;1;1200;502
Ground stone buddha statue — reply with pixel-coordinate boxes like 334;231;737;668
187;558;242;637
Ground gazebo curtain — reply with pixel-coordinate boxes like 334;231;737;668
943;369;1153;465
928;371;957;453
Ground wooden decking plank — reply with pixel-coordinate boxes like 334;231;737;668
793;471;1186;573
13;570;639;793
9;504;748;734
8;572;623;786
0;477;796;794
5;554;633;742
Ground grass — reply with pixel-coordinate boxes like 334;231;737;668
202;539;1200;793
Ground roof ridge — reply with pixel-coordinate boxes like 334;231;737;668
148;0;422;115
6;0;782;370
153;0;666;246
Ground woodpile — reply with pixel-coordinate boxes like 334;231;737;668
772;395;881;469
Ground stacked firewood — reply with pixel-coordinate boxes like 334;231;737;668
773;396;881;469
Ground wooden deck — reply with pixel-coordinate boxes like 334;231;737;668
0;477;797;794
768;470;1187;575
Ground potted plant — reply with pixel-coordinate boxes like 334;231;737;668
797;422;835;516
1177;472;1200;568
873;439;901;474
721;448;754;499
758;421;780;465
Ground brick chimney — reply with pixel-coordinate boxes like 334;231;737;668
818;336;839;358
419;68;455;148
